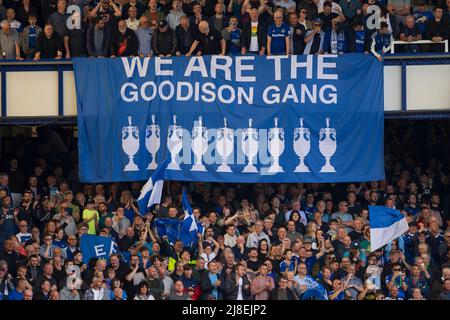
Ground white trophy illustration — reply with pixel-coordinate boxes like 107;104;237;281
145;114;160;170
267;117;285;173
167;115;183;170
191;116;208;172
319;117;337;173
293;117;311;172
241;118;259;173
216;118;234;173
122;116;140;171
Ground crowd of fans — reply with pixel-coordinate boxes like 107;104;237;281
0;0;449;62
0;121;449;300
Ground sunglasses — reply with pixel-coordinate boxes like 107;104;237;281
393;268;401;271
313;23;321;26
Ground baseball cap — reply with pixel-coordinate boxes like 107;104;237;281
313;17;322;24
158;20;168;28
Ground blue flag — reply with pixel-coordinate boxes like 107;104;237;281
137;157;169;214
369;205;409;252
180;189;203;248
154;218;182;245
301;275;329;300
80;234;118;264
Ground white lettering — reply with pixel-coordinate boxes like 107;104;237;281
176;82;193;101
282;84;299;103
184;57;208;77
211;56;232;80
217;85;235;104
318;55;338;80
237;87;253;104
94;244;106;257
319;85;337;104
120;82;138;102
155;57;173;76
122;57;150;77
201;82;216;102
235;56;255;82
267;55;288;80
263;86;280;104
290;55;313;79
141;81;157;101
301;84;317;103
158;80;175;100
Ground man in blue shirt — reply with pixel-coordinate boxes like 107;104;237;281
8;278;29;300
267;10;290;55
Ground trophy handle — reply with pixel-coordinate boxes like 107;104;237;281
319;128;326;141
330;129;337;141
293;128;300;140
304;128;310;141
132;127;139;139
122;127;128;140
155;127;160;138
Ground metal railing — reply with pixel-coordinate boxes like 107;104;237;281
391;40;449;54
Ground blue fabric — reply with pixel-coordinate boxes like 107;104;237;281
229;29;241;55
179;190;203;248
301;276;328;300
28;26;37;49
8;290;24;300
154;218;181;245
137;157;169;214
354;30;365;53
80;234;118;264
73;55;384;183
369;206;404;229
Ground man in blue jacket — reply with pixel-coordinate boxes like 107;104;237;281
371;21;393;61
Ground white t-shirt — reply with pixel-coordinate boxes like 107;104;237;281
16;232;32;243
200;252;217;269
92;288;103;300
249;21;259;52
237;277;243;300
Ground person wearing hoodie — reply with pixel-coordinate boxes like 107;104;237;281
166;0;185;30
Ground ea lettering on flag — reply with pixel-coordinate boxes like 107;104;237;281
80;234;118;264
369;205;409;252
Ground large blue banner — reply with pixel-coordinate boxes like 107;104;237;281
73;54;384;183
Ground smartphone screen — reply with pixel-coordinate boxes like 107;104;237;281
67;207;73;216
50;187;58;196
